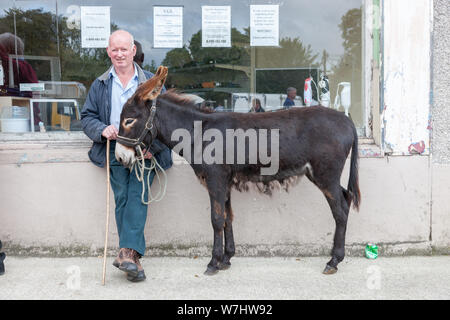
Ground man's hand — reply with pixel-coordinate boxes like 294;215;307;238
142;149;153;159
102;125;118;140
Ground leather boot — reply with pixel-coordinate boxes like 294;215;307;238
127;250;146;282
112;248;138;277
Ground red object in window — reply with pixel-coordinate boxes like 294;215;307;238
408;141;425;154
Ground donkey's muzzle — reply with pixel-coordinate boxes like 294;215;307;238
115;142;136;168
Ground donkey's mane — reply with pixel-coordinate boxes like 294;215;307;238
159;90;214;113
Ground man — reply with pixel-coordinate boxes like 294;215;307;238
81;30;172;282
283;87;297;109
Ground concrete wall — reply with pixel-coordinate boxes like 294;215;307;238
0;135;441;257
382;0;432;155
430;0;450;250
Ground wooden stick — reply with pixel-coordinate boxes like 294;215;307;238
102;139;111;285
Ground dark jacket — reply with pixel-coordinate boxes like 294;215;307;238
283;97;295;109
81;63;172;170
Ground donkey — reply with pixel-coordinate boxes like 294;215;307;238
115;66;361;275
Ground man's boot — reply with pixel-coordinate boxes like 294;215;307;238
127;250;146;282
112;248;138;277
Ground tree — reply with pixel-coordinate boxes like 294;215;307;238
188;28;250;66
162;46;192;68
0;8;117;90
143;59;158;73
331;7;363;126
255;37;319;69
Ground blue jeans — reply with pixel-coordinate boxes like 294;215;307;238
109;141;155;256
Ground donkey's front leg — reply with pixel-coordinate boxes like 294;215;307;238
218;191;235;270
204;196;226;276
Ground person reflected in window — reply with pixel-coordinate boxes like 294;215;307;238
0;32;41;126
133;40;144;68
283;87;297;109
81;30;172;283
249;98;265;113
0;32;38;97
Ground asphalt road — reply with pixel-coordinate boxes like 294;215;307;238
0;256;449;300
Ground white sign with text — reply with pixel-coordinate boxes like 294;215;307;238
202;6;231;47
153;6;183;48
81;6;110;48
250;5;279;47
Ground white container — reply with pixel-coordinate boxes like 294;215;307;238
1;106;31;132
334;82;352;117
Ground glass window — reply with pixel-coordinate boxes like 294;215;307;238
0;0;365;135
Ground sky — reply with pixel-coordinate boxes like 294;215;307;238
0;0;363;67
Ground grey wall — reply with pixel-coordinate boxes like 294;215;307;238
430;0;450;249
0;143;440;257
432;0;450;164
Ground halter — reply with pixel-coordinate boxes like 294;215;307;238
116;99;157;154
116;97;168;204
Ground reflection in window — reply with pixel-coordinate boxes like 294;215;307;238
0;0;365;135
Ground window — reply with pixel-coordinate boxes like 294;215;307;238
0;0;369;137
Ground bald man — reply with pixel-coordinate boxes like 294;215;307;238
81;30;172;282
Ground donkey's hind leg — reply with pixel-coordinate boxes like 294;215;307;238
322;184;350;275
219;191;235;270
205;194;226;276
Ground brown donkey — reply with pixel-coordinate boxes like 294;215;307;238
115;66;361;275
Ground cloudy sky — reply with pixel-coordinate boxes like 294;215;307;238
1;0;362;66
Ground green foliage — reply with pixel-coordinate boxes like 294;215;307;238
0;8;117;91
330;7;363;126
162;46;192;68
255;37;319;68
143;59;158;73
188;28;250;66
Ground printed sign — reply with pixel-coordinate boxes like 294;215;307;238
19;83;45;92
250;5;279;47
81;6;110;48
202;6;231;47
154;6;183;48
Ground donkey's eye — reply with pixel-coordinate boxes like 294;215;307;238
124;118;136;126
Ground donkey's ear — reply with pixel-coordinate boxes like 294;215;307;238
155;65;166;77
136;66;168;102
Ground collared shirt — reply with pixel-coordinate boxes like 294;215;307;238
109;66;138;130
283;97;295;109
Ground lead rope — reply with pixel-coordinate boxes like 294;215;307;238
131;145;168;204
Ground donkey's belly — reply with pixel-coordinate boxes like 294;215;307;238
232;162;312;195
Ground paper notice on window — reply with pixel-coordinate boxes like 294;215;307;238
250;5;279;47
81;6;110;48
202;6;231;47
153;6;183;48
20;83;45;92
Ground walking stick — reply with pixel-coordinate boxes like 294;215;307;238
102;139;111;285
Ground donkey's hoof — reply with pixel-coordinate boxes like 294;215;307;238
218;262;231;270
322;265;338;275
204;267;219;276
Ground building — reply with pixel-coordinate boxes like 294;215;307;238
0;0;449;257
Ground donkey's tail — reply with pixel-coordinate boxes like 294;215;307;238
347;125;361;211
